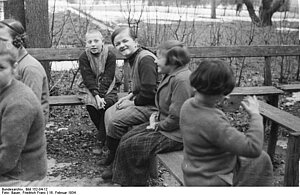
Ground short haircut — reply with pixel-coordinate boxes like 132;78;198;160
0;40;18;65
157;40;190;67
111;27;136;46
85;29;103;39
190;60;235;96
0;19;26;48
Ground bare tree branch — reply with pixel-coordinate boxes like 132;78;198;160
243;0;261;25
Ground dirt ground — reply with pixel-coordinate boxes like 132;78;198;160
44;145;285;187
44;104;292;187
46;159;181;187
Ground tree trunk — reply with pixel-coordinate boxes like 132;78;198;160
211;0;216;19
243;0;286;27
4;0;25;27
259;6;273;26
24;0;51;81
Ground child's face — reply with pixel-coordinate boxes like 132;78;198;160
85;32;104;54
113;29;138;58
155;49;170;74
0;27;18;53
0;26;13;43
0;55;15;92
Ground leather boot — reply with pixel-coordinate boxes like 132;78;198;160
98;136;120;166
101;164;113;180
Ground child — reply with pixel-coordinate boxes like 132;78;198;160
78;29;118;148
101;27;158;178
111;40;192;185
180;60;273;186
0;41;47;186
0;19;49;123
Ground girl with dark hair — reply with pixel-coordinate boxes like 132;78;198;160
180;60;273;186
0;41;47;186
110;40;193;185
0;19;49;123
100;27;159;178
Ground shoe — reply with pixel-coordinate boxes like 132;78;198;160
98;137;119;166
98;146;111;165
101;165;113;180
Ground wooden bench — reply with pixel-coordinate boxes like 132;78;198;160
49;93;128;106
156;86;283;186
35;45;300;186
157;100;300;186
278;84;300;93
49;87;283;106
48;87;300;186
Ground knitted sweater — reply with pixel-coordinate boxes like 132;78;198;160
127;48;158;106
180;98;264;186
79;49;118;97
0;79;47;181
16;49;49;123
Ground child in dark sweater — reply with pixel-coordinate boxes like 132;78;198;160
0;41;47;186
180;60;273;186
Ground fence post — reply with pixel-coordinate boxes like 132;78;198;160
284;134;300;186
264;56;279;163
297;56;300;81
266;95;279;163
297;40;300;80
264;57;272;86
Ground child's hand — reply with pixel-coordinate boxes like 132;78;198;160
241;95;260;116
146;112;159;130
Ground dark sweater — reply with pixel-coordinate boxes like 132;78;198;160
127;48;158;106
180;98;264;186
79;50;118;98
0;79;47;181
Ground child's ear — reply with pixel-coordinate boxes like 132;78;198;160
11;62;18;75
134;37;139;46
12;62;18;69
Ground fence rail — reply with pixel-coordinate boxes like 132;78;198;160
27;45;300;61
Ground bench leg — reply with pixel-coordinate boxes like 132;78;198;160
267;95;279;163
267;122;279;163
284;135;300;186
149;157;158;179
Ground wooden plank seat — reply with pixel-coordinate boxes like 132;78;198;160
277;84;300;93
157;151;184;185
49;87;283;106
231;86;283;96
49;92;128;106
49;95;82;106
258;100;300;135
157;100;300;186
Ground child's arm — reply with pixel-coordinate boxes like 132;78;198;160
22;66;44;100
158;79;191;132
0;101;36;174
213;96;264;158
